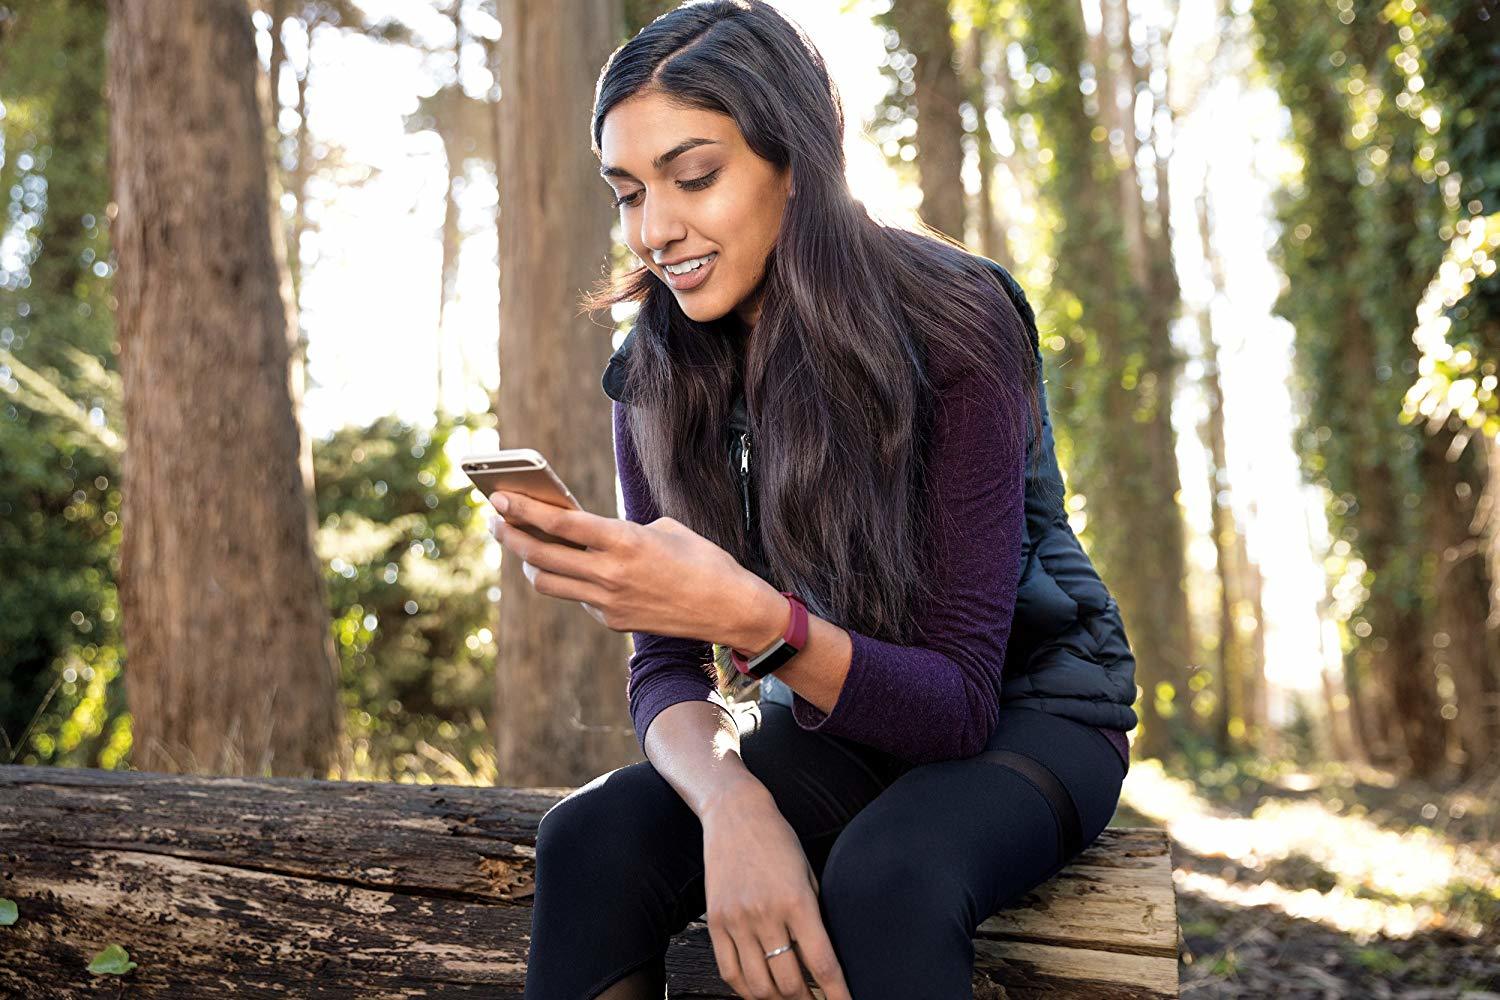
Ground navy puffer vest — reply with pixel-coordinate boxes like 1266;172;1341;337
601;257;1139;734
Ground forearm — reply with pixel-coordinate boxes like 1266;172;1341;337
719;564;1005;764
633;569;855;821
722;571;853;717
641;699;774;820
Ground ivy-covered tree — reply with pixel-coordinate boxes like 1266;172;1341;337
1250;0;1493;777
1007;0;1194;760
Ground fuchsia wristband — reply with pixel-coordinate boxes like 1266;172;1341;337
730;591;809;679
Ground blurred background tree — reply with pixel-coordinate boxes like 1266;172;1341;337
1;0;1496;792
1253;0;1500;779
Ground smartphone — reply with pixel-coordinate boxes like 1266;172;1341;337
459;449;589;551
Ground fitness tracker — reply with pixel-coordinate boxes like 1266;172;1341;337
730;591;809;679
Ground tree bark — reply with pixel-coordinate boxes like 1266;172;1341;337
107;0;342;777
1193;187;1258;756
493;0;639;785
0;764;1179;998
883;0;968;242
1019;0;1193;761
962;18;1003;259
436;4;466;419
1235;510;1270;747
1096;0;1149;291
1424;429;1500;776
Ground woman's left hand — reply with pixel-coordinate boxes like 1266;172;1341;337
489;489;759;642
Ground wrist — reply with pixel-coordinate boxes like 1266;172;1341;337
699;773;775;826
725;575;791;655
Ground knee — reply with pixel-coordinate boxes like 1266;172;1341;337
534;790;591;871
533;762;681;874
819;834;960;923
536;774;625;871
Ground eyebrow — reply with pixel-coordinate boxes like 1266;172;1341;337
599;137;720;180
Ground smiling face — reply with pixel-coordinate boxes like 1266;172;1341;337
599;91;792;333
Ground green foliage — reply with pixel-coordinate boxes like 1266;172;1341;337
1209;949;1242;978
0;2;503;781
868;3;924;184
1389;0;1500;430
86;943;136;976
1005;0;1188;676
1249;0;1455;713
1440;877;1500;933
0;0;128;769
312;414;500;781
1350;946;1405;976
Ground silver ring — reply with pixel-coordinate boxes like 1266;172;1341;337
763;942;793;959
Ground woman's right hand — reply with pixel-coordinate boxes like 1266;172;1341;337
700;786;853;1000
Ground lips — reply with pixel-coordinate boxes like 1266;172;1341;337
660;252;715;269
663;251;718;291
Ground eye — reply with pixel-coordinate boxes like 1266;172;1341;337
612;168;723;209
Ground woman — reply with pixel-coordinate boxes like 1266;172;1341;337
496;2;1137;997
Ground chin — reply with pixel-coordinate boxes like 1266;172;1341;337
677;295;731;324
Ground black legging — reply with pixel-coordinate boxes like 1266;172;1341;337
523;701;1125;999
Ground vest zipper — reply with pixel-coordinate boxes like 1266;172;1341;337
739;431;752;534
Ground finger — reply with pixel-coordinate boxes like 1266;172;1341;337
514;555;616;609
740;924;794;1000
786;908;851;1000
493;517;605;585
720;922;775;1000
761;926;813;1000
706;920;746;996
491;490;616;549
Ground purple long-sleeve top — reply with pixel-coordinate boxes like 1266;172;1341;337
613;372;1130;770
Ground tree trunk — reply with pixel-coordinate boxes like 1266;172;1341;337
1097;0;1149;291
1424;429;1500;776
1318;652;1352;762
493;0;639;785
1193;191;1236;755
436;5;466;419
1235;510;1270;748
883;0;968;242
0;764;1179;998
963;19;1003;259
256;1;311;405
975;20;1022;271
1192;182;1263;757
1254;0;1444;777
107;0;342;777
1018;0;1193;761
1200;328;1235;755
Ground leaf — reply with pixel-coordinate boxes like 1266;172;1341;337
86;943;137;975
0;898;16;925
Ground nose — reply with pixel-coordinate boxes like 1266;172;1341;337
639;193;687;262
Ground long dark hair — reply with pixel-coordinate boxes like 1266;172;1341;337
581;0;1041;692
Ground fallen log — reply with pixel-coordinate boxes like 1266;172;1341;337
0;764;1177;997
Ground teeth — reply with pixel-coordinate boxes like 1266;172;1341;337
666;253;715;275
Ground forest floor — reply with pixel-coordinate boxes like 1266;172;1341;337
1112;746;1500;998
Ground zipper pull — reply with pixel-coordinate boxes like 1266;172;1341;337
739;432;751;534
